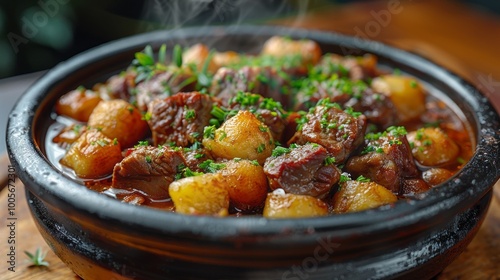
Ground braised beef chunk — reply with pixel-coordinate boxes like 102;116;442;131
94;71;136;101
295;76;397;129
227;92;287;142
344;89;398;130
289;101;367;163
136;67;197;111
401;178;431;197
345;128;419;194
314;53;377;81
210;66;289;107
112;146;186;200
148;92;215;147
181;146;213;172
264;143;340;199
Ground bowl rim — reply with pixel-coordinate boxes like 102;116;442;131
7;25;500;238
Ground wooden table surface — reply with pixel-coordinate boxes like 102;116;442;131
1;0;500;279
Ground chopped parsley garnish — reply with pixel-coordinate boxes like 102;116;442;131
135;140;149;148
199;160;226;173
173;44;183;67
356;175;371;182
113;138;118;145
324;156;336;166
95;139;109;147
145;155;152;163
185;108;196;120
142;112;152;121
259;125;269;132
203;125;216;139
423;139;433;146
256;143;266;153
387;126;407;137
250;160;260;166
271;146;291;157
344;107;362;118
410;80;418;88
339;172;351;183
219;130;227;141
72;124;82;134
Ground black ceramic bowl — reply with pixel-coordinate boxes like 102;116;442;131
7;26;500;280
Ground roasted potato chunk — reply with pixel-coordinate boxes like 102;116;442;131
183;43;217;73
169;173;229;216
220;159;269;212
60;129;122;178
422;168;454;186
371;75;426;123
407;127;459;166
333;180;397;213
213;51;240;68
55;88;102;122
203;111;275;165
263;190;328;218
261;36;322;67
52;124;87;148
87;99;149;148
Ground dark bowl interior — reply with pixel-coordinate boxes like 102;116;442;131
7;26;500;280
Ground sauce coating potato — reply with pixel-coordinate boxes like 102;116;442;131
263;190;329;218
169;173;229;216
333;180;397;213
182;43;217;73
261;36;322;68
55;88;102;122
371;75;426;123
203;111;275;165
60;129;122;178
87;99;149;148
220;159;269;212
407;127;460;166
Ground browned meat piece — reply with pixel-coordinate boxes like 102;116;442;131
401;178;431;197
112;146;186;200
93;71;136;101
289;101;367;163
264;143;340;199
314;53;377;81
180;146;213;172
295;77;398;129
136;67;196;111
227;92;287;142
210;66;289;107
344;89;398;130
148;92;215;147
345;128;419;194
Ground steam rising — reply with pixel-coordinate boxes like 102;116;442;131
138;0;311;51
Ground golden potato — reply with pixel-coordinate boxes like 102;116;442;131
333;180;397;213
52;124;87;148
263;190;328;218
55;88;102;122
169;173;229;216
87;99;149;148
60;129;122;178
182;43;217;74
213;51;240;68
407;127;460;166
422;168;454;186
220;159;269;212
371;75;426;123
202;111;275;165
261;36;322;67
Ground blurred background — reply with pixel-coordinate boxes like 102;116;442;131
1;0;500;153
